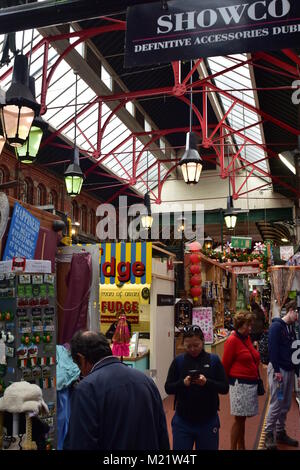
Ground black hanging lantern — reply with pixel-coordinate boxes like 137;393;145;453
179;132;203;184
141;192;153;229
64;148;84;197
2;54;40;147
64;72;84;197
16;76;47;163
224;196;237;230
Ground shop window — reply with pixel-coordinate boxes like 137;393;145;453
89;209;96;235
22;178;33;204
0;166;9;195
81;205;87;233
49;190;58;209
36;184;46;206
72;200;79;224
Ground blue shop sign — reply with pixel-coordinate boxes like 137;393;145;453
3;203;40;261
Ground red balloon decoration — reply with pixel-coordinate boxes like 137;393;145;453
190;274;201;286
190;286;202;298
190;264;200;275
190;253;200;264
189;249;202;304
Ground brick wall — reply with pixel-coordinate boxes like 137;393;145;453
0;147;101;238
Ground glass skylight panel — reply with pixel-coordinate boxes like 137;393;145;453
0;29;169;194
70;26;85;57
126;101;135;116
207;53;268;178
101;65;112;91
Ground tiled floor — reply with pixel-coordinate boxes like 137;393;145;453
163;365;300;450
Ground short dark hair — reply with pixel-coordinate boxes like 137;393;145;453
70;330;112;365
233;311;253;330
285;299;297;312
183;325;204;341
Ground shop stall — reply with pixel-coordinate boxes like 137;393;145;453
57;241;175;400
0;195;63;450
175;250;235;358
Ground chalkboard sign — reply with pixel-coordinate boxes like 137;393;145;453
3;203;40;261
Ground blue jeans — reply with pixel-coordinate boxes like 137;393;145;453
172;413;220;450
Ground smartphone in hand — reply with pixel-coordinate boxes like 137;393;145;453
188;370;200;382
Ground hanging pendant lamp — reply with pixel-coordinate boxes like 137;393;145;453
179;61;202;185
64;72;84;197
141;150;153;229
2;54;40;147
224;196;237;230
64;147;84;197
16;76;47;164
179;131;203;184
141;192;153;229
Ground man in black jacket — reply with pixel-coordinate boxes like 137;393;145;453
64;331;169;450
165;325;229;450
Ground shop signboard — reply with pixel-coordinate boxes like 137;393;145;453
231;236;252;249
157;294;175;306
233;266;260;275
125;0;300;68
3;203;40;261
99;242;152;285
192;307;214;344
280;245;294;261
100;284;150;323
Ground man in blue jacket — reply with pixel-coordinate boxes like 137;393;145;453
64;330;169;450
264;300;300;450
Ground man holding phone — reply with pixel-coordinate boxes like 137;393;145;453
165;325;229;450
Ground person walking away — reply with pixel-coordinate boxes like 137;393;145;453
250;299;265;343
64;331;169;450
222;311;261;450
264;299;300;450
165;325;229;450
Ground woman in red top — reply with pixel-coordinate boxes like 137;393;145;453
222;311;261;450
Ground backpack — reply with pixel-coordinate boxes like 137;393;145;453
173;353;219;409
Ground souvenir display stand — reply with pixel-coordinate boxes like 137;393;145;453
178;252;235;359
0;261;56;450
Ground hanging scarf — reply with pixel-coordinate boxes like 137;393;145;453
112;315;130;345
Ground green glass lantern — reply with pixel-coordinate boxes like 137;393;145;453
16;77;47;164
64;148;84;197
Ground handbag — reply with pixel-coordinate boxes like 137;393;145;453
235;333;265;396
257;377;265;396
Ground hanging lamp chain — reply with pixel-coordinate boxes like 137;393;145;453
28;28;34;72
189;60;193;133
74;72;78;150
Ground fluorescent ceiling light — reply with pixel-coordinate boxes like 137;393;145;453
279;153;296;175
